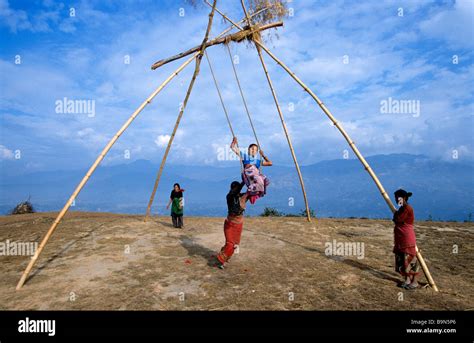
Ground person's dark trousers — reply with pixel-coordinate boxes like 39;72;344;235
176;215;183;228
171;214;183;228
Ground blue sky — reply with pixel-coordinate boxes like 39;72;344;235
0;0;473;173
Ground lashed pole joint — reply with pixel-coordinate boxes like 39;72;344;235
150;21;283;70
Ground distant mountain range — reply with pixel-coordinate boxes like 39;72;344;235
1;154;473;221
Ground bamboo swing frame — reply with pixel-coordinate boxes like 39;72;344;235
16;0;438;292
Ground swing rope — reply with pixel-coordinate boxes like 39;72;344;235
204;50;236;138
225;43;262;151
204;50;244;172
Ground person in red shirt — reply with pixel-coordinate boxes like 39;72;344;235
393;189;420;290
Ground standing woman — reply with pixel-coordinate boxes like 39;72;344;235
393;189;420;290
166;183;184;228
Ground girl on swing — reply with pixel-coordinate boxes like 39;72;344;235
230;137;272;204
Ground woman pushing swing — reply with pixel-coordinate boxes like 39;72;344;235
215;138;272;269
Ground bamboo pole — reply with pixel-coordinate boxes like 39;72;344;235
254;40;439;292
15;56;196;291
150;21;283;70
239;0;312;222
253;47;312;222
144;0;218;220
415;246;438;292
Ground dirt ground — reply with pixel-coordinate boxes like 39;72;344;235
0;212;472;310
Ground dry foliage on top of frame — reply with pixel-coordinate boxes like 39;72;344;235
185;0;288;44
246;0;288;44
185;0;288;22
247;0;288;25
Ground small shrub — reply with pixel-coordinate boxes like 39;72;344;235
11;201;35;215
300;208;315;218
260;207;282;217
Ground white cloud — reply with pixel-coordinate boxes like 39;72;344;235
0;0;113;34
0;0;31;33
77;127;94;138
0;0;66;33
419;0;474;49
154;134;170;147
0;145;14;160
